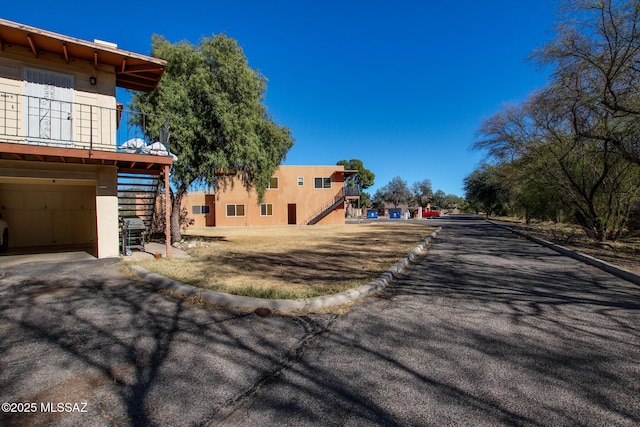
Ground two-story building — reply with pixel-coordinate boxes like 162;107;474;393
182;165;359;227
0;19;173;258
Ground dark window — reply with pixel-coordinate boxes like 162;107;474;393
192;205;210;214
314;177;331;189
226;204;245;217
267;177;279;189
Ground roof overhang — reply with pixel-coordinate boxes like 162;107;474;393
0;18;166;92
332;169;359;177
0;142;172;175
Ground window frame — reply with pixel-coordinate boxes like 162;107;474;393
267;177;279;189
314;177;332;189
260;203;273;216
192;205;211;215
226;204;246;217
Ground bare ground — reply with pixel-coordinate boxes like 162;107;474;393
132;221;436;299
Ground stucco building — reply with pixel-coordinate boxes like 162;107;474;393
0;19;173;258
182;165;358;227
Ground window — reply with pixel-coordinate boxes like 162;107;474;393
267;177;279;189
260;203;273;216
226;204;245;217
314;177;332;189
297;177;304;186
192;205;210;214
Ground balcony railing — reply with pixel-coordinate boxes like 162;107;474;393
0;91;168;154
345;185;360;198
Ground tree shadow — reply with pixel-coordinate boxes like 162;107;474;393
0;258;333;426
208;217;640;425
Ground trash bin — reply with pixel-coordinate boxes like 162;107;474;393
389;208;402;219
367;209;379;219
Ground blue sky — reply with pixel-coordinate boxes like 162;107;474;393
3;1;558;197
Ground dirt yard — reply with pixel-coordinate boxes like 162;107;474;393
133;221;437;299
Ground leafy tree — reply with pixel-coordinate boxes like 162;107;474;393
376;176;411;207
359;191;372;209
411;179;433;208
431;190;447;209
441;193;465;211
463;163;508;217
337;159;375;189
130;34;294;242
337;159;375;209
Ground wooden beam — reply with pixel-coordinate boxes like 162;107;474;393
94;51;98;68
26;34;37;56
62;43;69;63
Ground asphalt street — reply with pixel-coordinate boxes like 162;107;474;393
1;216;638;426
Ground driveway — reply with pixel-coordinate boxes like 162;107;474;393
1;216;639;426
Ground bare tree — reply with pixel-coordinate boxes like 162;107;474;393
411;179;433;208
476;85;640;242
534;0;640;165
376;176;411;208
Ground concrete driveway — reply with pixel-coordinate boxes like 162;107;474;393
1;216;639;426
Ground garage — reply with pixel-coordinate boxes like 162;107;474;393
0;177;97;256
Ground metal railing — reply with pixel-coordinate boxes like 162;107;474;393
304;187;346;225
0;91;168;154
345;185;360;198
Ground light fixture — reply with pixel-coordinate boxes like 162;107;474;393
89;76;97;85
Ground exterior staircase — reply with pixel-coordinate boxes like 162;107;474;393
307;189;345;225
117;172;161;230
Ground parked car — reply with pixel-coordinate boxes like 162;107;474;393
0;215;8;251
413;208;440;219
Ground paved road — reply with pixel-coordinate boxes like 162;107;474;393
1;216;638;426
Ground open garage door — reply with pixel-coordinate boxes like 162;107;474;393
0;177;97;255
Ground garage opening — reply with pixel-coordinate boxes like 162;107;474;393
0;177;97;256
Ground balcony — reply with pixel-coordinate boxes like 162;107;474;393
0;91;169;155
345;185;360;199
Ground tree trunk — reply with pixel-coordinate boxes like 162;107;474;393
170;185;187;243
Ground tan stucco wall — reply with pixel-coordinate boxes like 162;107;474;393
95;167;119;258
182;166;348;227
0;159;118;257
0;44;117;149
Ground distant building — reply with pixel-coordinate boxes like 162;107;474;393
181;165;358;227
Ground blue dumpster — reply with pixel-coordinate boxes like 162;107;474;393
389;208;402;219
367;209;378;219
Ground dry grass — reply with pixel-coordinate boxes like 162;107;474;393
134;221;436;299
491;216;640;275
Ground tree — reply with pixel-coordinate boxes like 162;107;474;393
475;86;640;241
376;176;411;207
534;0;640;165
411;179;433;208
337;159;375;209
130;34;294;242
337;159;375;189
431;190;447;209
463;163;508;217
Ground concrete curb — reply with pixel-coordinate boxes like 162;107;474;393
489;220;640;286
131;227;442;311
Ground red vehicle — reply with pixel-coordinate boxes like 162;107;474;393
413;208;440;218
